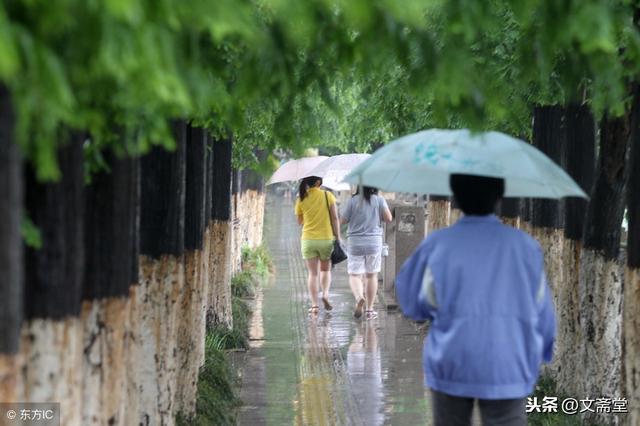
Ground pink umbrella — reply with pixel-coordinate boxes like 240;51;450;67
266;156;329;185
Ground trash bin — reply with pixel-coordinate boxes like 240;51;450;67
382;202;425;308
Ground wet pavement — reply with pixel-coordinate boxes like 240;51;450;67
237;194;431;425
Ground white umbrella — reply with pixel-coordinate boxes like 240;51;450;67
266;156;329;185
343;129;588;199
321;180;352;192
305;153;371;185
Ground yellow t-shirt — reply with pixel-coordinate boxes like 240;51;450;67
294;188;336;240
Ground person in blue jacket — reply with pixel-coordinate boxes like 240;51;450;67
396;174;556;426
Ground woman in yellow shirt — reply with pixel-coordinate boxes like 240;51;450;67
295;176;342;314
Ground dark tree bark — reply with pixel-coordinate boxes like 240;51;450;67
204;134;214;223
24;134;85;319
497;198;519;218
241;169;265;192
240;150;266;192
140;120;187;258
624;80;640;426
185;125;207;251
628;89;640;269
232;169;242;196
583;113;630;259
563;104;596;241
212;136;232;221
520;199;531;223
430;195;449;203
0;85;22;353
531;105;566;229
83;152;140;300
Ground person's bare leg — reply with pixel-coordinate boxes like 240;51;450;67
306;258;320;310
349;274;364;301
350;273;365;318
365;272;378;311
319;259;332;310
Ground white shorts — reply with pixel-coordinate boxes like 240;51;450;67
347;253;382;274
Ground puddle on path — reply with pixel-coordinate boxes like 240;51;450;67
238;194;431;425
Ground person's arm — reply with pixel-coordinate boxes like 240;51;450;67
340;198;351;225
381;206;393;223
294;199;303;226
536;272;557;363
395;240;435;321
380;197;393;223
330;202;341;240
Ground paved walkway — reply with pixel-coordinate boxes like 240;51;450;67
238;194;431;425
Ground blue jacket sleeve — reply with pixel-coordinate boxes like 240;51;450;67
395;241;434;321
537;274;556;363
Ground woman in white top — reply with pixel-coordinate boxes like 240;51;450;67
341;186;393;320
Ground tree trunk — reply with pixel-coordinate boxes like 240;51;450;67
231;169;242;273
531;105;566;230
232;164;267;271
175;124;208;418
498;198;520;228
82;150;139;426
208;135;233;328
137;119;186;425
578;112;629;413
21;133;85;424
624;85;640;425
241;165;266;248
185;125;207;252
426;195;450;234
24;135;85;319
555;104;596;395
0;85;23;402
84;152;139;300
520;198;532;233
530;105;570;385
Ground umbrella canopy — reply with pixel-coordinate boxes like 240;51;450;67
343;129;588;199
305;153;371;184
266;156;329;185
321;180;351;192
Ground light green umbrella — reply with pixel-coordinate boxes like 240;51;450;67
343;129;588;199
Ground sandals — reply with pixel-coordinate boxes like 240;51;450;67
365;310;378;320
353;298;365;319
321;296;333;311
308;305;319;314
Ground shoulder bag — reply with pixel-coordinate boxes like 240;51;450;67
324;191;347;265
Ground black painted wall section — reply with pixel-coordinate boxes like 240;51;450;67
212;136;232;221
531;105;566;229
564;104;596;241
0;86;22;353
628;87;640;269
583;114;630;260
83;152;140;300
24;135;85;319
140;120;187;258
185;125;207;251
